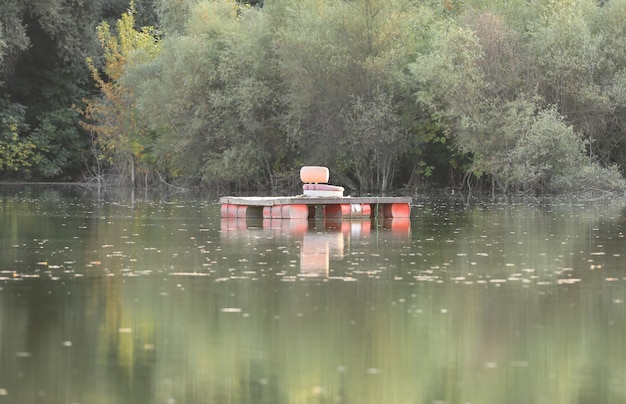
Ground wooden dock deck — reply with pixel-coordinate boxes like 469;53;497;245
220;195;412;219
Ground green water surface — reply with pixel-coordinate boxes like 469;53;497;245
1;186;625;403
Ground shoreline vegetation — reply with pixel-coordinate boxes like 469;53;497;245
2;182;625;204
3;0;626;195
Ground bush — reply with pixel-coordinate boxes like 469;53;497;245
509;106;626;193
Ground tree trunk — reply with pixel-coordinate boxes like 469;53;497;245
130;154;136;188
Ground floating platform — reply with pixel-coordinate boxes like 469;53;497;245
220;196;412;219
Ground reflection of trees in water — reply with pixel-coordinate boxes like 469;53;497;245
4;192;626;402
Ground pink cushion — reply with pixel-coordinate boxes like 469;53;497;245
303;184;345;192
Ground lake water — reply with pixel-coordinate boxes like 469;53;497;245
1;185;626;403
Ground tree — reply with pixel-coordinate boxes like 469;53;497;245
153;0;203;35
413;5;625;193
0;101;35;173
526;1;604;155
0;0;30;82
584;0;626;170
80;1;160;186
341;91;408;192
128;1;292;189
1;0;122;180
275;0;425;192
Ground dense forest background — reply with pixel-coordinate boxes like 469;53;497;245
2;0;626;194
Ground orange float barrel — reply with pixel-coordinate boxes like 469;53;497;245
324;204;351;218
284;204;309;219
227;204;239;218
221;203;230;217
383;203;411;218
263;204;309;219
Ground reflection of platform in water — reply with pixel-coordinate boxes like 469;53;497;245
220;217;410;278
220;196;412;220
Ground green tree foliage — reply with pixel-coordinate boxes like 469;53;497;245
526;0;610;161
118;0;626;193
129;1;294;189
153;0;203;34
584;0;626;169
273;0;428;192
1;0;117;180
79;1;160;186
0;101;35;172
5;0;626;193
507;107;620;192
341;92;408;192
414;0;626;193
0;1;30;81
126;0;430;192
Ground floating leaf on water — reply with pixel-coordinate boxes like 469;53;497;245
311;386;327;395
221;308;242;313
557;278;581;285
484;362;498;369
118;328;132;333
